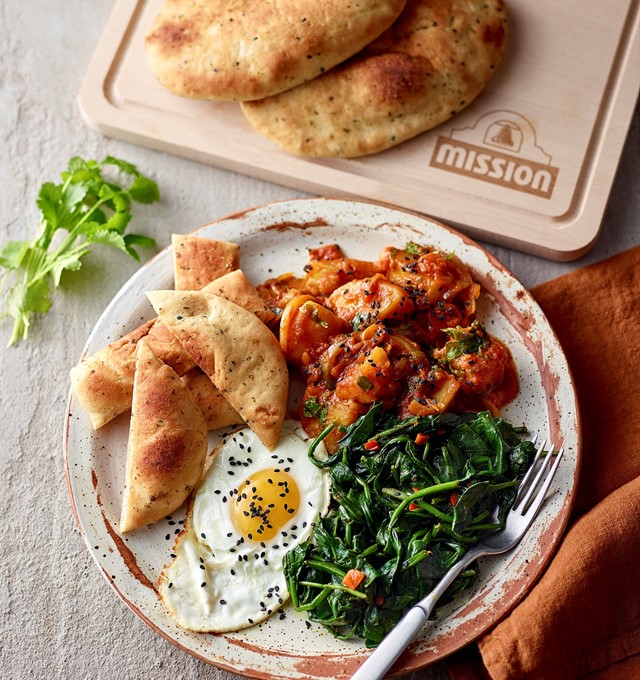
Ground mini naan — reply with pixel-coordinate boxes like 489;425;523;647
172;234;239;291
120;341;208;532
147;291;288;450
241;0;508;157
144;0;407;101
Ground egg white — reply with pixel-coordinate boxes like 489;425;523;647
157;421;330;632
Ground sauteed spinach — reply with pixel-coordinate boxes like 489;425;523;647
283;404;536;647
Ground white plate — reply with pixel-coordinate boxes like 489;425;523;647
64;198;580;679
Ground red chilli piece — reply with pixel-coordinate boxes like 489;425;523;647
449;491;460;506
364;440;380;451
414;432;429;445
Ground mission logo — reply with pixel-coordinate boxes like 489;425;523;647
430;111;559;199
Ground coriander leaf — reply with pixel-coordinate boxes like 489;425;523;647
0;154;159;346
101;155;140;177
0;241;30;270
49;250;87;287
129;176;161;203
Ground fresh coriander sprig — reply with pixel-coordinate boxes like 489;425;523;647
0;155;160;346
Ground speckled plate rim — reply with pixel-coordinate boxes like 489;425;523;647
64;197;581;679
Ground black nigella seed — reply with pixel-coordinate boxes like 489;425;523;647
168;583;173;588
165;534;170;540
305;621;311;629
201;582;206;588
201;533;206;539
220;599;227;605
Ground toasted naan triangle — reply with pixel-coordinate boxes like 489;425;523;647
172;234;239;291
147;291;288;450
120;341;208;532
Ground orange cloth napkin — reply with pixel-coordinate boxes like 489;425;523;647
446;246;640;680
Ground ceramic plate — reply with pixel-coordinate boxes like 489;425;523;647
64;198;580;679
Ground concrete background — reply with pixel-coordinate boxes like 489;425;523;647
0;2;637;679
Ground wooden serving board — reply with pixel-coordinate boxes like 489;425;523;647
78;0;639;260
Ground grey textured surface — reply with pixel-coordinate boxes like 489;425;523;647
0;2;637;679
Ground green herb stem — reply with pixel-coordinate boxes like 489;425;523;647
298;581;369;601
388;481;459;528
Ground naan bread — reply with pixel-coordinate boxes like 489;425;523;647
147;291;288;450
172;234;239;291
70;235;272;430
120;341;208;532
70;320;155;430
144;0;407;101
241;0;508;157
203;269;276;327
181;367;244;430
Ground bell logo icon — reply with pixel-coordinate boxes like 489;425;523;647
430;111;559;199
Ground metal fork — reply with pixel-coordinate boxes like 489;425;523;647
351;439;564;680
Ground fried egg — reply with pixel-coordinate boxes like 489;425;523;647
157;421;330;632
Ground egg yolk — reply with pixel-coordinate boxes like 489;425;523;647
232;469;301;542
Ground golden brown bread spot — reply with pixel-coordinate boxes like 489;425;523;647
140;430;190;477
147;18;201;53
362;53;432;105
482;20;506;49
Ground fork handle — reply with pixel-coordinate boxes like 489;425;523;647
350;606;427;680
351;549;480;680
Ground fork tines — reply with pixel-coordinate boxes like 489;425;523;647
512;438;564;514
